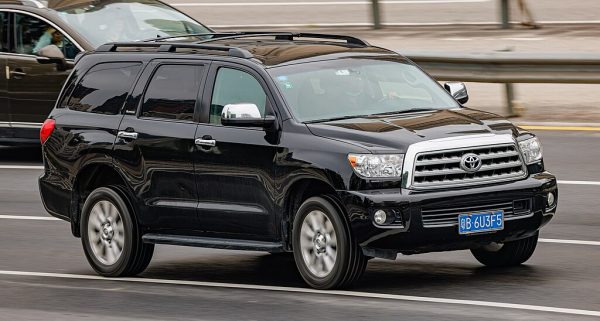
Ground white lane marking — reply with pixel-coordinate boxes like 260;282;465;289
0;165;44;170
502;37;545;41
0;215;60;221
558;180;600;186
2;215;600;246
172;0;489;7
539;238;600;246
0;270;598;317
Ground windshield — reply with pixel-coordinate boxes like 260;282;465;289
54;0;211;47
268;57;460;123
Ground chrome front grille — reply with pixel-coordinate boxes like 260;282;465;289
412;144;526;189
421;199;532;227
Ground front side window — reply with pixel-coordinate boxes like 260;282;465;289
13;13;80;59
54;0;212;47
210;68;267;124
67;62;141;114
141;64;203;121
268;57;460;123
0;12;9;52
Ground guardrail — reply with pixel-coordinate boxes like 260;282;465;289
401;51;600;116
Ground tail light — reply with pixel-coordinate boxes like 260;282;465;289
40;119;56;144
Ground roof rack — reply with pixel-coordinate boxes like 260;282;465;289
140;32;239;42
95;42;253;59
194;32;370;47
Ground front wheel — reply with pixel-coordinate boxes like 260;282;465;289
292;196;367;289
471;232;539;267
81;186;154;277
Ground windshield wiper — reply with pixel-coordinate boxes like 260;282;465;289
304;114;372;124
370;108;435;117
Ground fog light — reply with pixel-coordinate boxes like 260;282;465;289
374;210;387;225
547;193;555;207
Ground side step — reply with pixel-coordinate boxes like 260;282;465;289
142;234;285;252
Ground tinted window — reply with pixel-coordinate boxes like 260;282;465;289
14;13;80;59
141;65;203;121
67;62;141;114
210;68;267;124
0;12;8;52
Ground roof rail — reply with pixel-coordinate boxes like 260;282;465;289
140;32;240;42
95;42;254;59
194;32;370;47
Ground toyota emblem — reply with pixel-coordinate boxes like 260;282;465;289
460;153;482;173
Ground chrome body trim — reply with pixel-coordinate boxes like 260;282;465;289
10;122;42;128
402;134;527;190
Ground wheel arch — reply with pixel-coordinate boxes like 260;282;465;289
281;177;348;251
70;162;132;237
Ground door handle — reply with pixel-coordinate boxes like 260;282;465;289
117;131;138;140
9;69;27;79
195;138;216;147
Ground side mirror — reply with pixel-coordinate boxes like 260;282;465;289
221;103;276;128
444;82;469;104
36;45;72;71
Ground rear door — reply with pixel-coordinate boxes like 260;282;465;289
0;11;10;136
194;62;279;241
7;12;80;132
113;60;207;233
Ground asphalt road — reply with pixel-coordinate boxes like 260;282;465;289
0;129;599;320
168;0;600;27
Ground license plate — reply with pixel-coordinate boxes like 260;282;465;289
458;210;504;235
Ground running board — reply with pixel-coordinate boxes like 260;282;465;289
142;234;285;252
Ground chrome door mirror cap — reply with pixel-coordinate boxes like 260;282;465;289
444;82;469;104
221;103;276;128
221;103;262;120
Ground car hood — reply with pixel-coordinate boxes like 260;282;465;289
305;108;524;153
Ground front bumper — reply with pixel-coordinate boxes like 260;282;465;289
338;172;557;256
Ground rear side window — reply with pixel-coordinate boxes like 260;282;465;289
141;64;203;121
67;62;141;114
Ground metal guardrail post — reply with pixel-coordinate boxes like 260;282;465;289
371;0;382;30
504;83;517;116
500;0;511;29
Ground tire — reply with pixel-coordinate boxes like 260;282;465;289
471;232;539;267
81;186;154;277
292;196;367;289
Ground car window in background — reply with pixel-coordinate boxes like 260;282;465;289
210;68;267;124
0;12;9;52
67;62;142;114
54;0;212;47
141;65;203;121
268;58;460;122
13;13;80;59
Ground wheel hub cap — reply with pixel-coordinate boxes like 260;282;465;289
300;210;338;278
87;200;125;266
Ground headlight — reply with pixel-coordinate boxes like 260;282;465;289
347;154;404;178
518;137;543;164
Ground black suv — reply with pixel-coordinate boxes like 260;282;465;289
39;33;558;289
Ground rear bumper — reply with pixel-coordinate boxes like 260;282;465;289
338;172;557;256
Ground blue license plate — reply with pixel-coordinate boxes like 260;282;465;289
458;210;504;235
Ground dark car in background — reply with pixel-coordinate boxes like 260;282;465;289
39;33;558;289
0;0;212;144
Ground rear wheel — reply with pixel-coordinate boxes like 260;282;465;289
81;186;154;276
292;196;367;289
471;232;538;267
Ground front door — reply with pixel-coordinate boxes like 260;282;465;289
194;63;279;241
114;62;207;233
7;12;79;133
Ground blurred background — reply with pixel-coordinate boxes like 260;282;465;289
170;0;600;122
